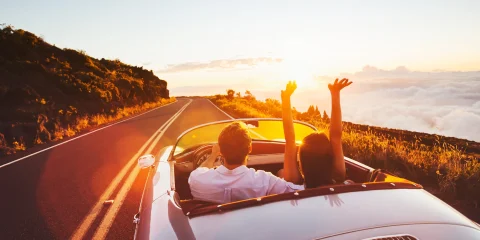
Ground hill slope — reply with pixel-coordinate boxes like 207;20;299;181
0;25;171;156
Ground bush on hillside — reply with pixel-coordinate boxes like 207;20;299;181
209;93;480;210
0;25;172;156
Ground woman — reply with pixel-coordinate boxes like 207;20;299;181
281;79;352;188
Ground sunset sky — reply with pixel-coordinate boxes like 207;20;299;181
2;0;480;141
2;0;479;86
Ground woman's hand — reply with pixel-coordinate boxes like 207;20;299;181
328;78;352;94
281;80;297;101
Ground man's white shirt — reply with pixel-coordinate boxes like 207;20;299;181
188;165;304;204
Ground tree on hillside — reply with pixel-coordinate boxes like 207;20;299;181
315;106;321;116
323;110;330;123
227;89;235;100
244;90;255;100
265;98;281;106
307;105;315;115
236;92;241;98
0;25;172;154
292;107;299;120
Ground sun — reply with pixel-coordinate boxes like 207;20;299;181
281;60;316;88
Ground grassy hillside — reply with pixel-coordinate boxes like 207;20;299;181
0;25;174;157
209;92;480;219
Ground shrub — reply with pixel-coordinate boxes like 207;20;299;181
0;25;173;156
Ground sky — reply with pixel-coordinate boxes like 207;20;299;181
2;0;480;141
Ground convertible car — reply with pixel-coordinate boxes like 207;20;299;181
133;119;480;240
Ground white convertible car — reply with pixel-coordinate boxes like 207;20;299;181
133;119;480;240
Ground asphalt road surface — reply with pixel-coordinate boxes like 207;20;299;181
0;98;231;240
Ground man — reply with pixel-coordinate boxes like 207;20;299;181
188;122;304;204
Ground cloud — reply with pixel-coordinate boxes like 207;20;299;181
157;57;283;73
313;66;480;142
343;65;480;81
171;65;480;142
170;83;251;96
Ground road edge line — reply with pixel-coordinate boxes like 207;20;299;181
91;99;192;240
207;99;234;119
0;100;179;169
70;100;187;240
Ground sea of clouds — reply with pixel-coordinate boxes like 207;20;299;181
317;66;480;142
171;66;480;142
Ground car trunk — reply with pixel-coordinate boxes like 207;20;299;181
183;189;478;239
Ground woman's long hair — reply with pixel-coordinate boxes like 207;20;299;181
298;132;334;188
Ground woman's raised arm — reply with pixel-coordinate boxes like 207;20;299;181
328;78;352;181
281;81;303;184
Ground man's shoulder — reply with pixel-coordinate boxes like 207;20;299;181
249;168;280;180
189;167;216;182
189;166;278;180
191;167;213;175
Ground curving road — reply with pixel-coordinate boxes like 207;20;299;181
0;98;231;240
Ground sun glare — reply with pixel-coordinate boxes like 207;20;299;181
281;60;316;89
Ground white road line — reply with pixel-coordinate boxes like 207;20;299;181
70;99;190;240
92;99;192;240
207;99;234;119
207;99;267;140
0;100;178;169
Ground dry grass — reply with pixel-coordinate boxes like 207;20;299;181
212;96;281;118
1;25;173;157
0;133;15;155
12;138;26;151
209;95;480;207
49;97;176;141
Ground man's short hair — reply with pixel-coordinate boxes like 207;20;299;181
218;122;252;165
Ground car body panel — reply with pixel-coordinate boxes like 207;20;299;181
136;156;480;240
133;119;480;239
185;189;479;240
134;146;174;240
323;224;480;240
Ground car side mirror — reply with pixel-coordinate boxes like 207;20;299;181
138;154;155;169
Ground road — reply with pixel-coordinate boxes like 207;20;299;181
0;98;231;240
